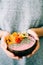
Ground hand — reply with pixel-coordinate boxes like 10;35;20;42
26;29;40;58
27;29;39;40
1;31;20;60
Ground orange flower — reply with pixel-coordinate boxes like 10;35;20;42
5;32;28;45
12;32;18;37
14;36;22;43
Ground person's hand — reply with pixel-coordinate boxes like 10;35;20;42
0;30;40;59
27;29;39;40
1;31;20;60
26;29;40;58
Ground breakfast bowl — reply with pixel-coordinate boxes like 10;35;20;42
5;31;40;57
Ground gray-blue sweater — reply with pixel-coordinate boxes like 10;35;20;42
0;0;43;33
0;0;43;65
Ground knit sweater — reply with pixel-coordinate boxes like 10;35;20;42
0;0;43;65
0;0;43;33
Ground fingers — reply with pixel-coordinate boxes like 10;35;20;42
27;29;39;41
26;40;40;58
1;33;22;60
1;31;10;49
6;50;22;60
1;37;7;49
1;40;20;60
32;40;40;55
1;42;21;60
5;49;19;60
26;29;40;58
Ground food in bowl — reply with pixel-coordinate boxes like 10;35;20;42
5;32;37;57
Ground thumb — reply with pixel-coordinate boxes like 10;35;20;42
27;29;39;41
1;36;7;49
1;32;10;49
